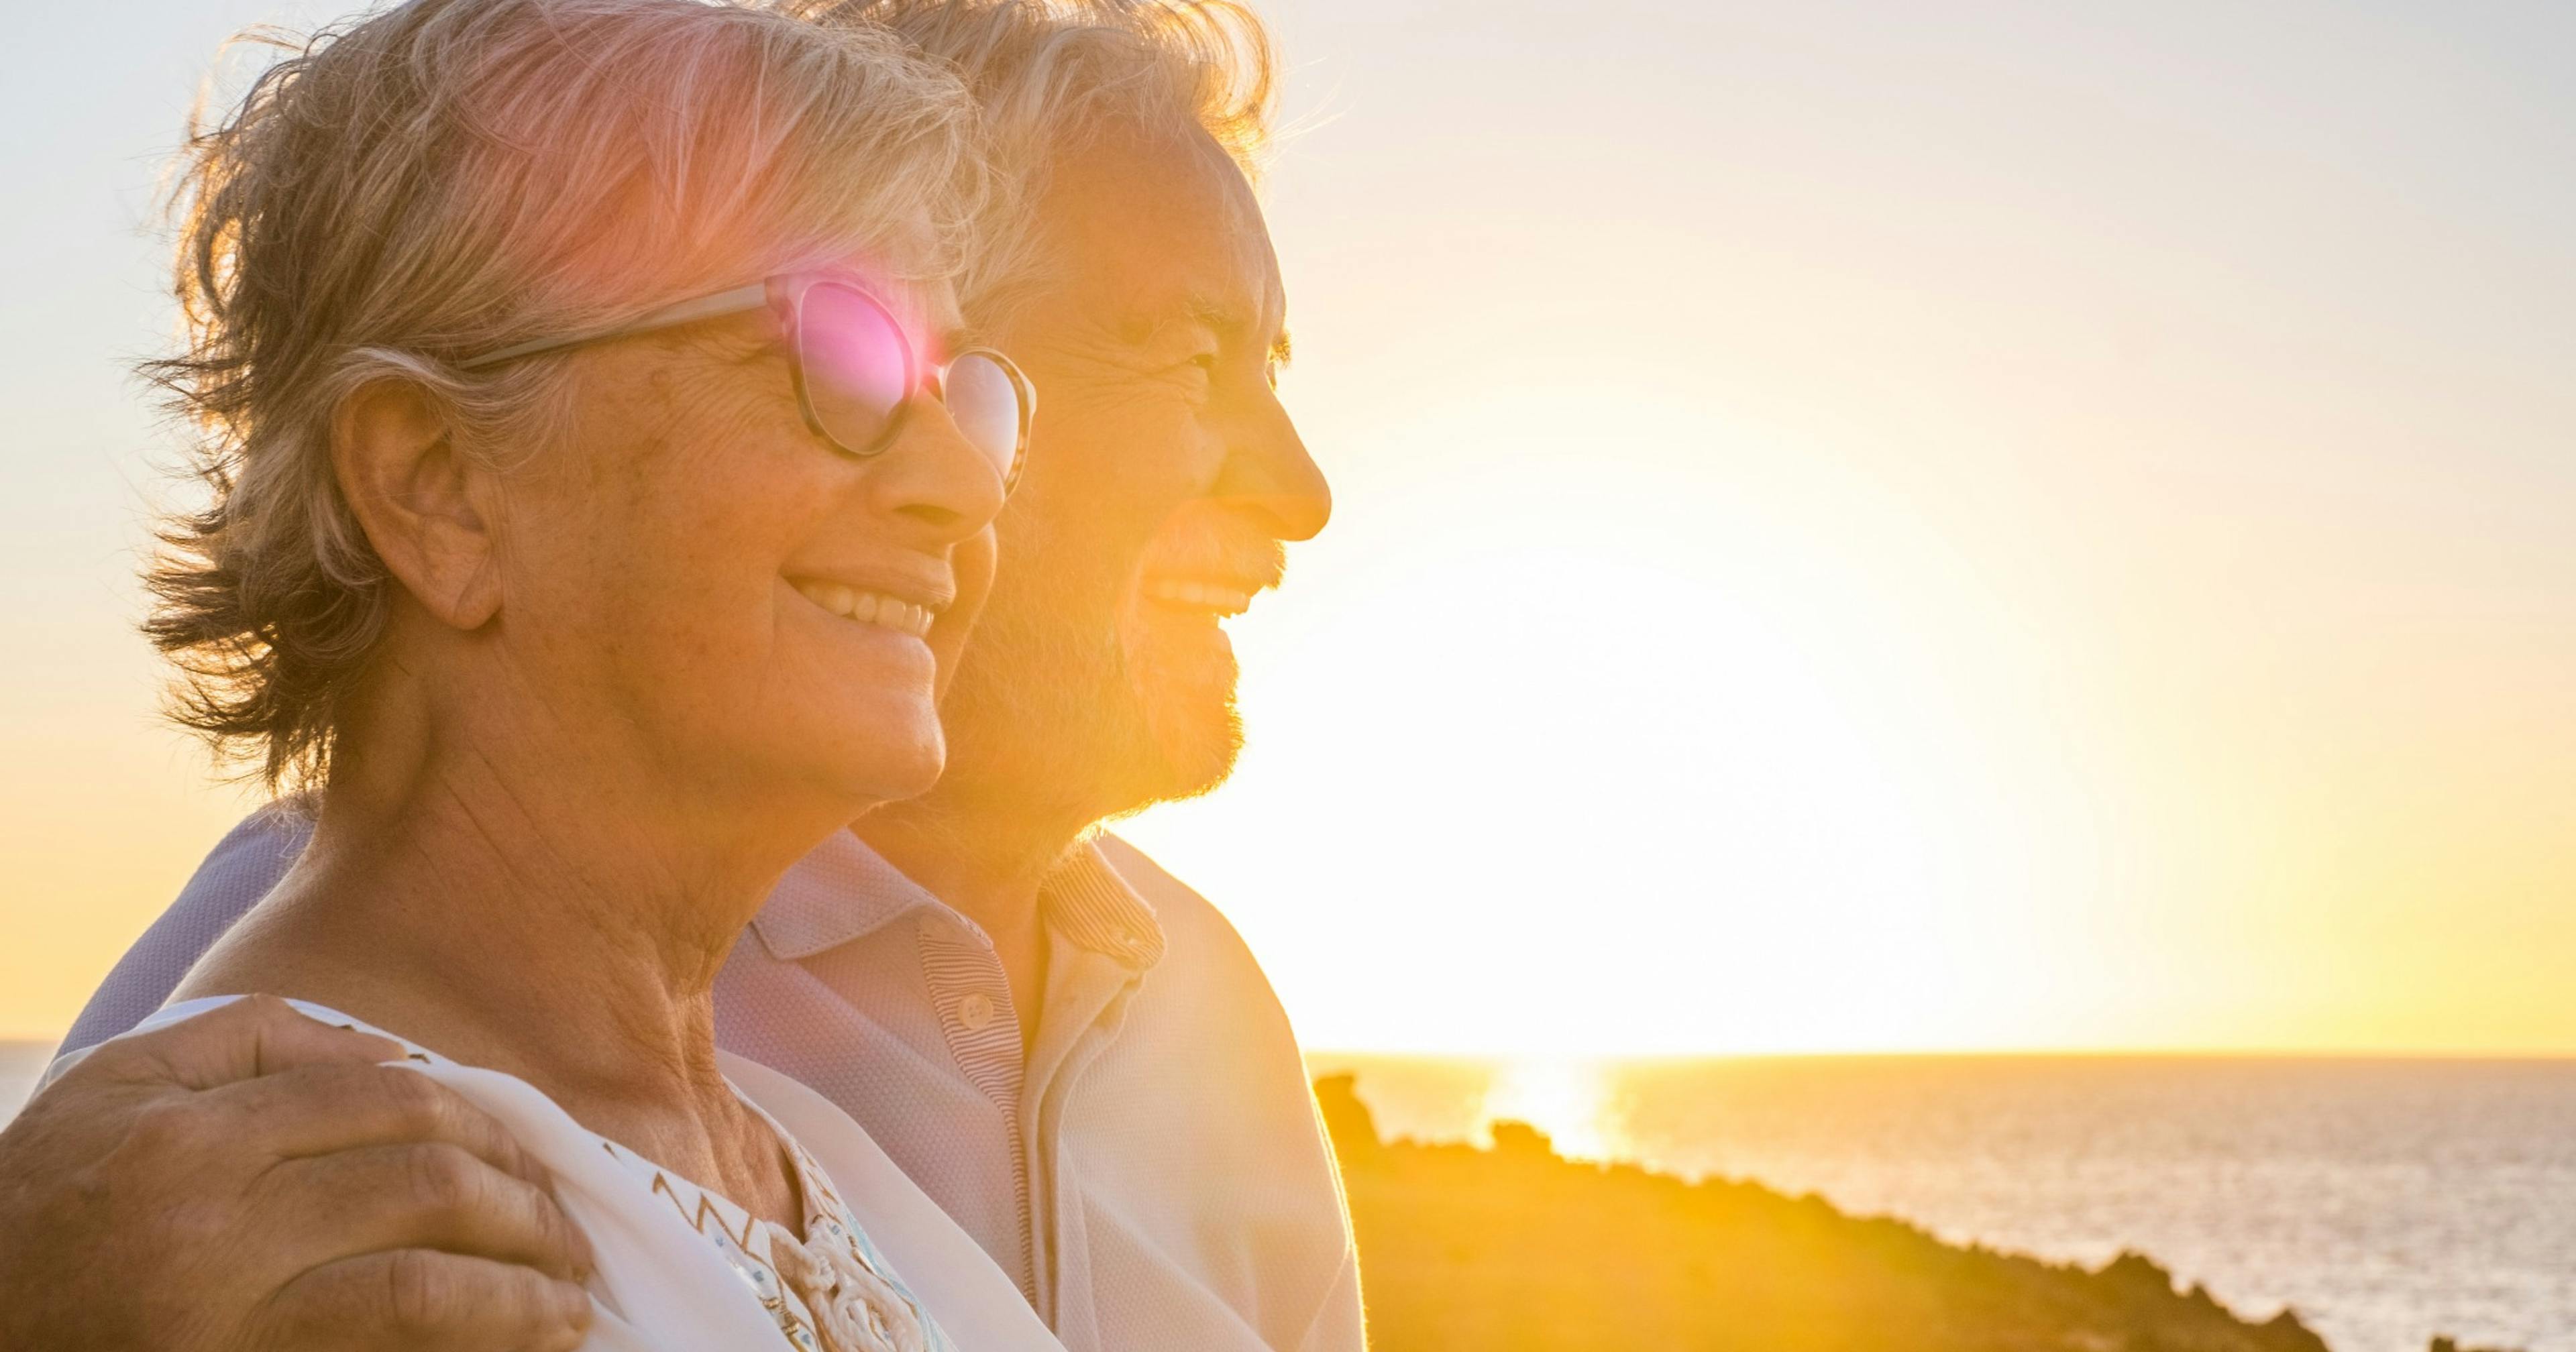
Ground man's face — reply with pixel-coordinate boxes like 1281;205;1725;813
935;125;1329;824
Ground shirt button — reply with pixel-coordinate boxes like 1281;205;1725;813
957;993;996;1031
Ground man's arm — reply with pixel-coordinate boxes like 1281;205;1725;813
1092;834;1372;1352
58;803;315;1058
0;995;594;1351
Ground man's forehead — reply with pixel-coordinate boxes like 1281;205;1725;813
1040;125;1281;327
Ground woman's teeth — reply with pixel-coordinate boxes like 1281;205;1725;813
1145;579;1255;616
792;580;936;638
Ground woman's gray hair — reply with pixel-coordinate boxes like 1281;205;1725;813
796;0;1279;322
144;0;996;791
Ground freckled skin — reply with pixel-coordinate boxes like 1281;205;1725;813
495;281;994;818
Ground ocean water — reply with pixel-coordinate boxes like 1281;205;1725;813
1309;1053;2576;1352
10;1044;2569;1351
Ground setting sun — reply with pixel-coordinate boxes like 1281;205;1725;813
5;2;2573;1350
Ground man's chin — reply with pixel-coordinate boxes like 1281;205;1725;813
1139;707;1243;805
1127;659;1247;807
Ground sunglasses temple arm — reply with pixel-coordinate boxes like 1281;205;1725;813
455;282;771;371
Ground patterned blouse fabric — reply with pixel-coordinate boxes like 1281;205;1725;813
101;998;963;1352
600;1106;951;1352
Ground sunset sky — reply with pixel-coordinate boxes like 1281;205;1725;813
3;0;2570;1054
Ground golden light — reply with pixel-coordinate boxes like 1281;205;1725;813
1478;1059;1618;1161
1123;387;2116;1056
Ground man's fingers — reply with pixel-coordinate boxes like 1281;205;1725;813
217;1065;595;1281
270;1249;592;1352
109;994;407;1092
208;1060;551;1187
55;1001;597;1347
271;1142;593;1284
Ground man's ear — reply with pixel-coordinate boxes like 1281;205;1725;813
329;380;503;630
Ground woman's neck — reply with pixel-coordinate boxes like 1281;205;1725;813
178;732;809;1120
166;646;872;1228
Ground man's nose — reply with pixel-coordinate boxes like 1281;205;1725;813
862;406;1009;548
1214;391;1331;542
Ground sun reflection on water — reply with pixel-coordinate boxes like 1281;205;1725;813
1479;1058;1619;1161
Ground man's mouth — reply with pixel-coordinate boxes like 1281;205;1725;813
790;578;938;638
1142;577;1259;619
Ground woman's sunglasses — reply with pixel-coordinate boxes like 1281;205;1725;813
457;272;1034;493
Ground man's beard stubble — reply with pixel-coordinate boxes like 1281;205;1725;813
932;530;1246;834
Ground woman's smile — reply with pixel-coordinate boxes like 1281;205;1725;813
789;576;941;638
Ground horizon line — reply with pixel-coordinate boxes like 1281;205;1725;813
1302;1044;2576;1063
11;1035;2576;1062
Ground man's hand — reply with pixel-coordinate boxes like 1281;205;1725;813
0;995;594;1351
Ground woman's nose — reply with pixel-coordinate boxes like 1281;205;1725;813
863;402;1010;545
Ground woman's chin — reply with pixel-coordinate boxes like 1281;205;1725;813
803;708;947;809
689;673;949;825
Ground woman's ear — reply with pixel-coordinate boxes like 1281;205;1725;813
329;381;503;630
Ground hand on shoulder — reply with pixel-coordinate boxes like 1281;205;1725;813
0;995;595;1351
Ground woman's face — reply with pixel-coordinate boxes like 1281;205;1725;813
488;271;1005;818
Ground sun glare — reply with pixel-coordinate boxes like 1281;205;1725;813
1479;1059;1619;1160
1123;389;2113;1057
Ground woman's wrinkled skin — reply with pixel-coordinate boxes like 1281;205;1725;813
176;270;1006;1235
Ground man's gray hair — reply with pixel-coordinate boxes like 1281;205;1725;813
144;0;994;791
799;0;1279;321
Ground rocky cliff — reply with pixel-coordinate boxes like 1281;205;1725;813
1319;1072;2339;1352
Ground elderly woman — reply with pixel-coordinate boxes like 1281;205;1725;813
74;0;1060;1347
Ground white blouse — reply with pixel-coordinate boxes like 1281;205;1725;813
113;997;1067;1352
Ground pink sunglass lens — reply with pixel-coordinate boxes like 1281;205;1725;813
796;284;911;450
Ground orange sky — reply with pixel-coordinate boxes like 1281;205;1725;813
3;0;2571;1052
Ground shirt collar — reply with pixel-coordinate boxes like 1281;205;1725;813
749;829;941;960
1040;836;1167;972
747;828;1169;970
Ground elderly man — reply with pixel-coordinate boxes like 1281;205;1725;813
5;2;1354;1350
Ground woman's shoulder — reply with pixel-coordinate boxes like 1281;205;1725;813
127;997;847;1349
136;995;439;1058
43;994;438;1092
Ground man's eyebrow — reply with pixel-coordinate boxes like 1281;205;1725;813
1182;296;1248;337
1178;297;1290;366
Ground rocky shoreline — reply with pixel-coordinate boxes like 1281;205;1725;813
1316;1075;2519;1352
